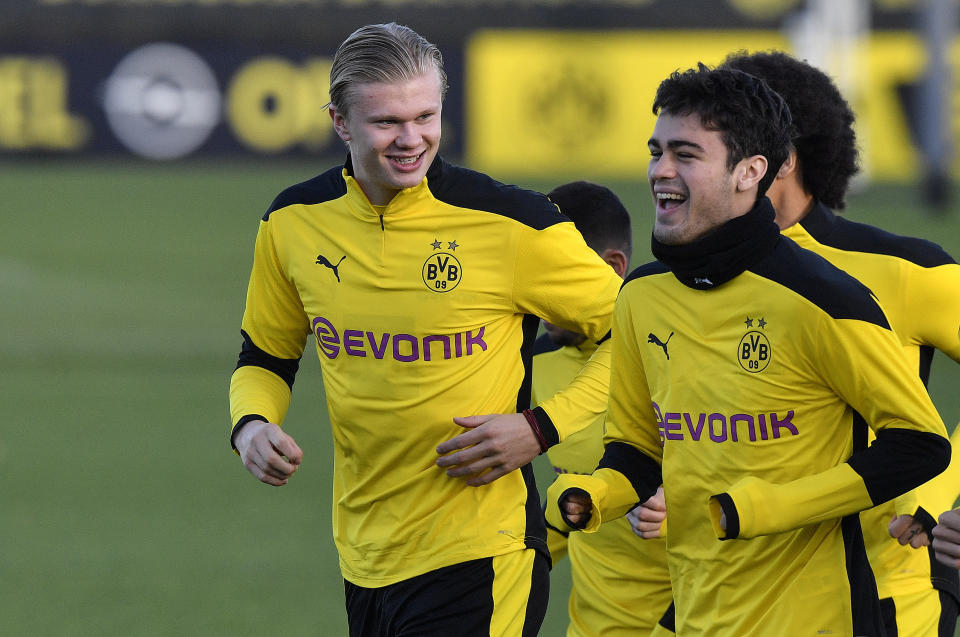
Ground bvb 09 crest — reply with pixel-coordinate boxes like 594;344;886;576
738;316;771;373
422;239;462;293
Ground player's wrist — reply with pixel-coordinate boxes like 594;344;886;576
522;409;548;453
231;414;268;453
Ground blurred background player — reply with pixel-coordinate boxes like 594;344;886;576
547;63;950;636
228;22;622;636
723;49;960;637
531;181;673;636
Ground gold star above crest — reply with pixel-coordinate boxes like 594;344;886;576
448;240;459;251
744;317;754;328
758;318;767;329
431;239;442;250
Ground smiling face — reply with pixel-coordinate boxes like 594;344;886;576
648;112;763;246
330;69;442;206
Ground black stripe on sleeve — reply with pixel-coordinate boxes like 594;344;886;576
235;329;301;389
596;441;662;503
531;406;559;449
847;429;950;505
711;492;740;540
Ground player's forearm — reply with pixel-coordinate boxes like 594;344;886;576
229;365;293;448
712;427;950;539
535;340;611;445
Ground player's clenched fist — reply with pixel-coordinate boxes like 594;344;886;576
234;420;303;486
627;486;666;539
559;489;593;529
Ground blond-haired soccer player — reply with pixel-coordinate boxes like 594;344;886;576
548;64;949;636
228;23;621;635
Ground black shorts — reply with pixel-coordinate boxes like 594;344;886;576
344;549;549;637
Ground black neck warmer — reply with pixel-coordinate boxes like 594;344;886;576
651;197;780;290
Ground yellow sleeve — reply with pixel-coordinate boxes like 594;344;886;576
544;284;664;532
913;423;960;516
230;217;309;434
239;218;310;360
513;221;620;344
537;341;611;443
712;312;949;540
545;469;645;533
545;520;569;562
904;261;960;362
710;464;872;539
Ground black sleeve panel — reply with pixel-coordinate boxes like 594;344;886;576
847;429;950;505
801;202;957;268
427;157;565;231
263;163;347;220
752;239;891;328
235;329;301;389
597;441;662;503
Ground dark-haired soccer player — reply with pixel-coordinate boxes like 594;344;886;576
723;49;960;637
531;182;672;636
228;22;621;636
547;63;949;636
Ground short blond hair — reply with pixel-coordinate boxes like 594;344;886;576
329;23;448;116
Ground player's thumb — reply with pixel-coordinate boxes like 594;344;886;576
452;415;493;429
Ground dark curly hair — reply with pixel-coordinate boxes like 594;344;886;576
547;181;633;262
652;63;793;200
722;50;859;210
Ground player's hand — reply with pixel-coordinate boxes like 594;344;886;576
234;419;303;487
560;490;593;529
889;514;930;548
627;486;666;539
435;413;541;487
932;509;960;569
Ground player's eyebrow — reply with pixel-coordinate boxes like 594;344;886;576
648;138;706;153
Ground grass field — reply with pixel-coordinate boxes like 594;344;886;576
2;159;958;636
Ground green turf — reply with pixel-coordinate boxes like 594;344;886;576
1;160;957;635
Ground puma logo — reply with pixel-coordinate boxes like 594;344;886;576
316;254;346;282
648;332;673;359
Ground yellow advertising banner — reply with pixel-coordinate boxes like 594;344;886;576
466;29;955;181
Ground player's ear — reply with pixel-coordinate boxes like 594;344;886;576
735;155;767;193
776;148;798;180
331;106;351;142
600;248;629;278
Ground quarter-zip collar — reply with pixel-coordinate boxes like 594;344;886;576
652;197;781;290
341;153;439;225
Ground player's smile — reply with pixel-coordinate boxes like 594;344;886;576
654;187;688;220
